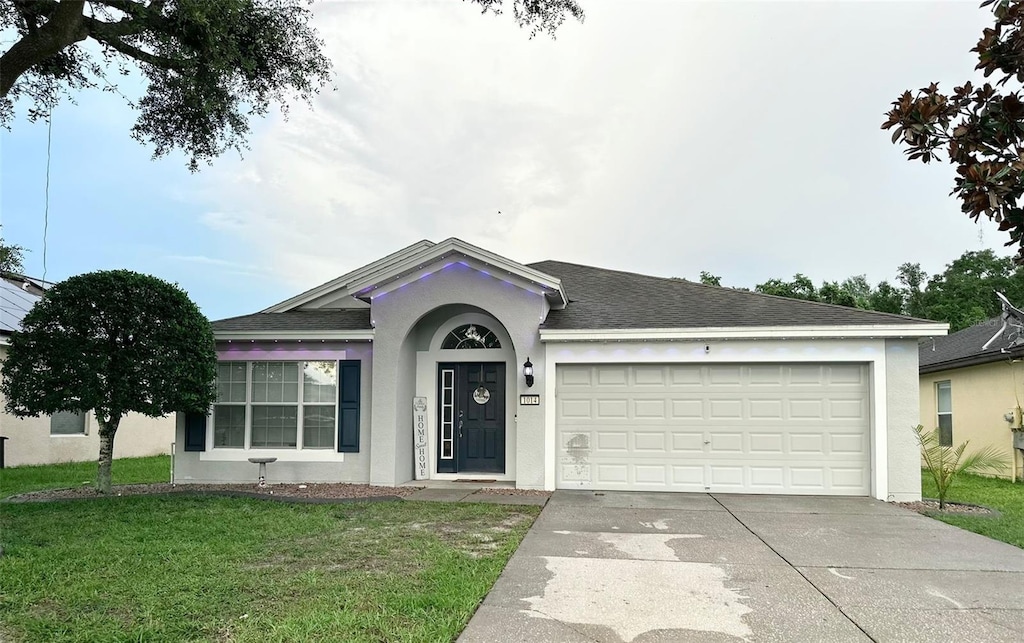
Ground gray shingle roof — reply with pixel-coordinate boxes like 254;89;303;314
528;260;938;330
212;309;371;332
919;318;1022;373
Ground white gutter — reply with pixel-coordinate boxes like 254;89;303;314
214;330;375;341
539;323;949;342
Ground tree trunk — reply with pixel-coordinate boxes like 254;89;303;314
96;415;121;494
0;1;88;97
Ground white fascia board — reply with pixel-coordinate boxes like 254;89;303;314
348;237;568;307
261;240;435;313
539;323;949;342
214;330;375;341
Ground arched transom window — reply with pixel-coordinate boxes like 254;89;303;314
441;324;501;349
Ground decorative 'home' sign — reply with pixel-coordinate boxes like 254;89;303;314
413;397;428;480
520;394;540;406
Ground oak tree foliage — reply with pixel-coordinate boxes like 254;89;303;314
0;228;26;274
0;270;216;492
883;0;1024;262
0;0;584;170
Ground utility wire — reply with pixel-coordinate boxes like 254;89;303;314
43;106;51;283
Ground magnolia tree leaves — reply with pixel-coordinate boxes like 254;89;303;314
884;0;1024;262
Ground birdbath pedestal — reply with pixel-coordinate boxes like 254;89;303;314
247;457;278;488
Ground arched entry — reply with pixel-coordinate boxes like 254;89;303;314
413;309;516;480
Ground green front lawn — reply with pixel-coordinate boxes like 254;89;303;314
0;496;538;642
0;455;170;499
921;470;1024;548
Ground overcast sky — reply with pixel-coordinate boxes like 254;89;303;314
0;0;1010;320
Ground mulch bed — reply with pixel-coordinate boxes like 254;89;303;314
5;483;421;504
898;498;1000;517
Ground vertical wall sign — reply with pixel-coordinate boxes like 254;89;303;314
413;396;429;480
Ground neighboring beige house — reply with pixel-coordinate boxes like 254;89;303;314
919;318;1024;480
0;274;174;468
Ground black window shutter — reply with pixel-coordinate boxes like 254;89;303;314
338;360;361;452
184;412;207;452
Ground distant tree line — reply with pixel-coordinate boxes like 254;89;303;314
698;249;1024;332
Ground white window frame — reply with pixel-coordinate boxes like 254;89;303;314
936;380;953;446
211;360;338;452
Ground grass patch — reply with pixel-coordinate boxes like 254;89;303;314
921;470;1024;548
0;455;170;499
0;496;538;642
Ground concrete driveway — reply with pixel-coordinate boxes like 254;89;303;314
459;491;1024;642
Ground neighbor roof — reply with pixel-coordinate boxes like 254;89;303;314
528;260;938;330
0;274;48;335
919;318;1023;374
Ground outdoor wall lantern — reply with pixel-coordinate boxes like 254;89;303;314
523;357;535;388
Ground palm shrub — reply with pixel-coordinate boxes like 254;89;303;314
913;425;1008;510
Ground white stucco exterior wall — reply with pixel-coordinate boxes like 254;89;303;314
885;338;923;501
366;261;548;487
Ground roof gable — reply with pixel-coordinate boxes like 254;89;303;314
262;239;436;312
346;238;566;307
265;238;566;313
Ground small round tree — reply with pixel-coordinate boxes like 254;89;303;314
1;270;216;493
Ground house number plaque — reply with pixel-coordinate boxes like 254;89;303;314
519;395;540;406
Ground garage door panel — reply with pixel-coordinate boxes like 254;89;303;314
748;365;785;385
596;399;628;418
749;433;784;453
597;366;628;386
595;431;628;451
708;366;742;385
749;400;784;419
829;399;866;419
634;366;667;385
750;466;786;488
671;432;705;452
709;399;743;418
556;363;871;496
670;366;703;385
633;431;667;451
829;364;865;385
831;433;867;454
789;399;825;418
670;399;703;418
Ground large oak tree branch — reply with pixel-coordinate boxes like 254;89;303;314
1;0;87;96
95;35;186;70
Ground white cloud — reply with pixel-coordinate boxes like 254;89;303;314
198;0;1006;296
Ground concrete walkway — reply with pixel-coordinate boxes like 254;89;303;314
459;491;1024;642
404;486;548;506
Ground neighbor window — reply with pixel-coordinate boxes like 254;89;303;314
936;380;952;446
212;361;337;450
50;411;86;435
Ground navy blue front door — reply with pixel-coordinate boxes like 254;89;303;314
437;363;505;474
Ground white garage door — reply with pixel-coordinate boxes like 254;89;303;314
555;363;871;495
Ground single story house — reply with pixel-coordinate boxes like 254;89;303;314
0;274;175;467
175;238;946;501
919;318;1024;480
